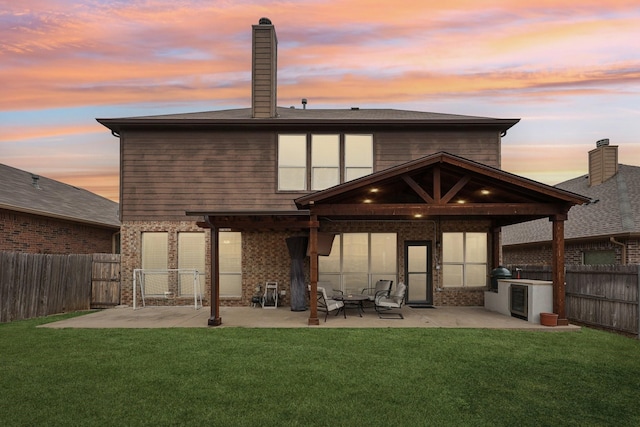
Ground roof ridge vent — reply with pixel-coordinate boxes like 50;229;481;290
31;174;40;189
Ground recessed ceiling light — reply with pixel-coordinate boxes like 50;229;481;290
457;199;466;204
414;214;423;218
480;189;491;195
363;199;372;203
370;188;379;193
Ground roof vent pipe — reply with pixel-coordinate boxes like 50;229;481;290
302;98;307;109
31;174;40;189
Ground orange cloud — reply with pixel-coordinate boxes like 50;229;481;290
49;171;120;203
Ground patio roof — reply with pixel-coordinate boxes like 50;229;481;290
295;151;590;227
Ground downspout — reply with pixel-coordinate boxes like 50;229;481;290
610;237;626;265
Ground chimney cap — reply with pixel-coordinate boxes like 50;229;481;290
259;17;272;25
596;138;610;147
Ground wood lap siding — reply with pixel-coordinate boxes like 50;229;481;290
375;130;501;171
121;131;293;220
120;129;501;220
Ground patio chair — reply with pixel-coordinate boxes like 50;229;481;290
317;286;345;322
375;282;407;319
361;279;393;302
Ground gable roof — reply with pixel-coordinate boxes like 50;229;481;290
502;164;640;245
0;164;120;229
97;107;519;133
295;152;589;226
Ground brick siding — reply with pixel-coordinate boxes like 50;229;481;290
121;219;494;308
504;237;640;266
0;209;116;254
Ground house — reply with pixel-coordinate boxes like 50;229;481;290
502;140;640;265
0;163;120;254
97;18;588;326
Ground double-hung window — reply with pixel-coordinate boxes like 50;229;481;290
278;134;373;191
219;231;242;297
278;135;307;191
311;134;340;190
442;232;487;287
177;232;205;296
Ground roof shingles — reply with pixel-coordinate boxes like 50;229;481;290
502;164;640;245
0;164;120;228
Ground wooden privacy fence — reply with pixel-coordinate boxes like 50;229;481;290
0;252;121;322
507;264;640;336
91;253;121;309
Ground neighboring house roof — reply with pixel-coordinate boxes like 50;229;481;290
0;163;120;229
502;164;640;245
97;107;519;133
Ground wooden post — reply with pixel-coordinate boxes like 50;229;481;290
308;214;320;326
208;221;222;326
551;214;567;324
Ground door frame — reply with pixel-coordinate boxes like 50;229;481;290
404;240;433;306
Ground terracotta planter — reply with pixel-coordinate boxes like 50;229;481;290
540;312;558;327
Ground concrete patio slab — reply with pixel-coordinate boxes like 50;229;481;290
40;305;581;331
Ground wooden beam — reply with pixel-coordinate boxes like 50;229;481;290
402;175;434;204
433;165;441;203
208;224;222;326
441;175;471;204
309;203;564;216
308;214;320;326
551;215;566;321
203;219;318;231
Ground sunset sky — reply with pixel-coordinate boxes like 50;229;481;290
2;0;639;202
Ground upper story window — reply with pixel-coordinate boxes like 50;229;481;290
278;135;307;191
278;134;373;191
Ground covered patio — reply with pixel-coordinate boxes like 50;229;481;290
188;152;589;327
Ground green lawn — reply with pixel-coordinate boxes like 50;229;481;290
1;313;639;426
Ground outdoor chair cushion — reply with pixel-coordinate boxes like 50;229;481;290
362;279;393;301
317;286;344;322
375;282;407;318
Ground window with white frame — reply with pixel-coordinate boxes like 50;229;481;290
219;232;242;297
278;134;373;191
178;232;206;296
442;232;487;287
318;233;397;292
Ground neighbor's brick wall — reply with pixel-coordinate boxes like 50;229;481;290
0;208;116;254
503;238;640;266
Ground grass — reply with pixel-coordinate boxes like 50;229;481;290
1;313;640;426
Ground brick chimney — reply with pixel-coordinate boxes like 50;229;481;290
252;18;277;118
588;139;618;186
